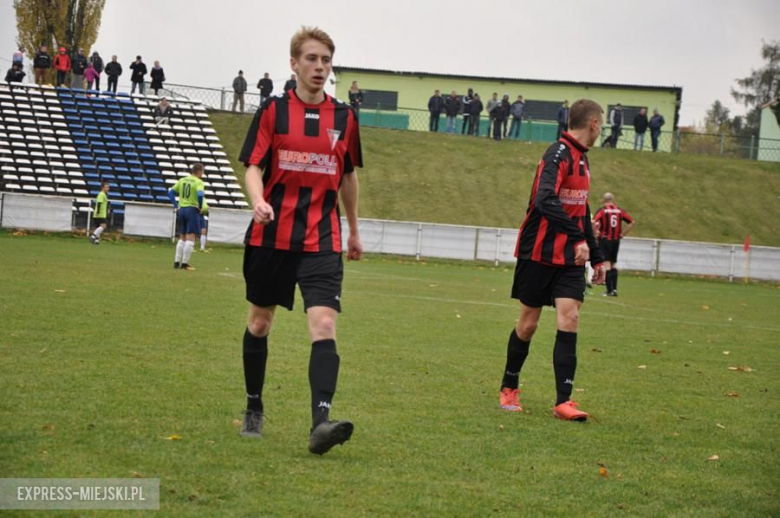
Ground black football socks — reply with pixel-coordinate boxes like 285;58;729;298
309;339;340;428
553;330;577;405
501;329;531;390
612;268;619;291
243;328;268;412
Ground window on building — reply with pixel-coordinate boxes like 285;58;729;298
607;104;646;126
360;90;398;111
524;100;566;122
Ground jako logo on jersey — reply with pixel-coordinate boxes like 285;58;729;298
305;112;320;119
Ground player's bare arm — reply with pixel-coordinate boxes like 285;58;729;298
340;172;362;261
622;220;635;237
246;164;274;225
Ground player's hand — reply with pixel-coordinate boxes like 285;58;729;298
347;234;363;261
253;200;274;225
574;242;590;266
592;264;606;285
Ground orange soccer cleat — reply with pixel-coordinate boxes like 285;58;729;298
553;401;589;421
499;387;523;412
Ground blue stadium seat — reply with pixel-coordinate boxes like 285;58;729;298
123;193;138;201
139;194;154;202
118;175;133;182
155;195;169;203
114;167;129;174
151;183;166;190
137;145;152;151
106;142;120;149
101;173;116;180
120;182;135;190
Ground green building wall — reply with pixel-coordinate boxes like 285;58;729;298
758;104;780;163
334;68;680;151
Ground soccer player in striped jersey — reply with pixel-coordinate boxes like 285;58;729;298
89;182;110;245
168;163;205;271
498;99;606;422
592;193;634;296
237;27;363;455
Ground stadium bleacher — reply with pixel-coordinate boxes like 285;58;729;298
0;82;247;219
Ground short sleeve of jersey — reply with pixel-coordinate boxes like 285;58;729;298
171;178;183;195
344;109;363;174
622;209;634;223
239;102;275;170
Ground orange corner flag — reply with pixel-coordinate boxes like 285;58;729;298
743;236;751;253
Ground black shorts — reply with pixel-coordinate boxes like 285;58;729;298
93;218;107;227
599;239;621;264
511;259;586;307
243;246;343;312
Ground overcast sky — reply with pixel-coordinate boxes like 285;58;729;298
1;0;778;126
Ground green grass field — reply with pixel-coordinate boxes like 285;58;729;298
1;231;778;516
209;111;780;247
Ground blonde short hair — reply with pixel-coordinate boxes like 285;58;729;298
290;26;335;59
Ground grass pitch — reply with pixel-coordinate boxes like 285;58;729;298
0;231;778;516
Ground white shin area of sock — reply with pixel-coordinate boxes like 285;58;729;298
200;235;207;250
182;240;195;264
94;226;104;238
175;240;185;262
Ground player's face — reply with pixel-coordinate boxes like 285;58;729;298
291;40;332;94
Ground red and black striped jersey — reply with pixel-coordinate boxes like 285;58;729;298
593;203;633;241
239;89;362;252
515;132;604;267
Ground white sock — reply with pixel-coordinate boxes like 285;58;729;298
183;241;195;264
200;235;207;250
175;240;185;263
586;262;593;281
94;226;104;238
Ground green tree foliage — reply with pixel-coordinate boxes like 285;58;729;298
14;0;105;57
731;40;780;134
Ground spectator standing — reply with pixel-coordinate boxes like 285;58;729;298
461;88;474;135
12;48;24;66
232;70;248;112
491;96;508;141
150;60;165;95
33;45;51;85
633;107;648;151
154;97;173;125
53;47;71;86
130;56;147;94
348;81;363;119
5;63;26;86
556;100;569;140
485;92;499;139
84;62;99;91
71;48;87;89
509;95;525;139
257;72;274;104
283;73;297;92
500;94;511;137
89;51;104;90
470;93;483;135
444;90;461;134
602;103;624;148
104;55;122;93
648;108;665;152
427;89;444;132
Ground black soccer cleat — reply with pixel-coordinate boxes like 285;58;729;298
240;410;263;439
180;263;195;271
174;262;180;269
308;420;354;455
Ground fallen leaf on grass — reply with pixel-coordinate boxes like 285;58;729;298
232;419;242;427
650;349;661;354
702;305;710;310
429;284;438;287
591;348;602;353
707;455;719;461
726;392;740;398
723;351;730;355
42;423;54;431
638;365;647;370
575;388;586;393
455;312;462;319
165;434;182;441
39;348;47;353
728;366;754;372
716;423;726;429
498;425;504;431
12;229;28;236
54;289;66;293
131;471;143;478
598;464;609;479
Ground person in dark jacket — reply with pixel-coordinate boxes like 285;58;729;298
71;48;88;89
469;93;484;136
257;72;273;104
428;89;444;132
53;46;71;86
509;95;525;139
33;45;51;85
89;51;104;90
461;88;474;135
602;103;624;148
500;94;511;137
283;73;297;92
633;107;648;151
150;60;165;95
5;64;26;87
491;96;509;141
104;55;122;93
154;97;174;125
348;81;363;119
130;56;147;94
648;109;666;152
485;92;500;138
444;90;461;134
232;70;248;112
556;100;569;140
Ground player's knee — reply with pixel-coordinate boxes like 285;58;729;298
559;310;579;331
311;315;336;339
247;313;273;337
517;320;538;340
